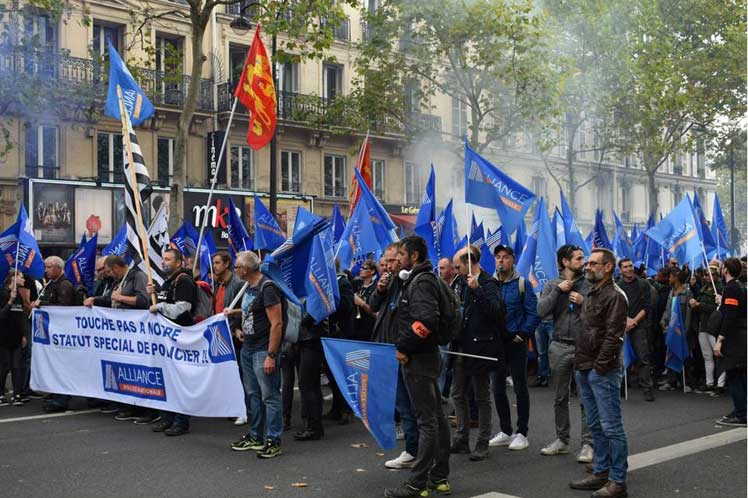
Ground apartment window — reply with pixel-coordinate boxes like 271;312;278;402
404;80;420;113
155;35;184;105
281;150;301;193
97;132;124;184
25;124;58;179
92;22;121;57
278;62;298;94
323;63;343;100
157;137;174;186
229;44;249;89
324;154;346;198
230;145;253;189
372;159;385;199
531;176;547;200
24;14;57;50
404;161;421;205
451;97;467;138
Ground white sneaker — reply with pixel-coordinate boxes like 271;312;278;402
576;444;594;463
395;423;405;441
540;438;569;455
233;416;247;426
506;376;514;388
508;433;529;450
384;451;415;469
488;431;514;447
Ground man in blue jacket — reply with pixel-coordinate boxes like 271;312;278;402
489;245;540;451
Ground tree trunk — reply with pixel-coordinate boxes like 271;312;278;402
646;166;658;220
169;14;208;234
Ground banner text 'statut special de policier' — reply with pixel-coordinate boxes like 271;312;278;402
30;306;245;418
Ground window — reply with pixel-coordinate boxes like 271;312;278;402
278;62;298;94
404;161;421;205
281;150;301;193
25;124;58;179
372;159;385;200
531;176;547;200
324;154;346;198
229;44;249;89
404;80;420;113
451;97;467;138
230;145;253;189
92;22;121;58
24;14;57;50
97;132;124;183
155;35;184;105
157;137;174;186
323;63;342;100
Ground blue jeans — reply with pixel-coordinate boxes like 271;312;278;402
241;347;283;444
396;366;419;456
535;321;553;378
576;368;629;484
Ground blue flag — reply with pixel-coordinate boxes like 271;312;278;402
646;197;703;266
486;226;510;254
0;206;44;281
623;332;638;369
331;204;346;247
514;219;527;260
414;165;438;266
227;198;253;255
712;221;731;260
437;200;460;260
612;211;633;261
516;198;558;294
102;225;130;262
321;338;398;450
354;167;398;249
560;192;589;256
464;142;535;235
553;208;566;251
197;230;217;286
691;193;717;260
64;233;98;295
642;216;660;276
262;218;339;322
294;207;323;235
337;198;381;271
104;42;155;126
592;210;612;250
665;298;690;373
711;194;730;257
470;214;485;248
170;221;199;258
253;196;286;252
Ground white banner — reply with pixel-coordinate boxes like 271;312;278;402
31;306;245;418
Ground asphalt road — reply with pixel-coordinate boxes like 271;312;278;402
1;384;745;498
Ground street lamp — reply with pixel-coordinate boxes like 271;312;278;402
229;1;280;217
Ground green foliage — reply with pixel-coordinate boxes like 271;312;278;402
710;129;747;252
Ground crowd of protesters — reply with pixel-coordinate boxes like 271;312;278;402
0;236;745;498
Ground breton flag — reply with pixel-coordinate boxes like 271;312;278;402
121;106;150;265
139;203;169;285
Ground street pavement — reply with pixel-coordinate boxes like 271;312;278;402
0;384;745;498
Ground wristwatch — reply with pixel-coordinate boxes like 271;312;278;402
268;351;278;360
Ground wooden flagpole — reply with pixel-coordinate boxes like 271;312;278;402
116;85;156;305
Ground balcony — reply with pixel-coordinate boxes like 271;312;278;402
408;112;442;134
0;48;214;115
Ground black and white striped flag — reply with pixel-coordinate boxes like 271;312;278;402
122;107;152;266
140;203;169;285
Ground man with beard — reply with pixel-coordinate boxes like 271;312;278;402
537;245;594;463
569;248;629;498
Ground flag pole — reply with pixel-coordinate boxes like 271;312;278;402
682;368;686;394
116;85;156;306
624;368;628;400
12;240;20;294
193;96;239;276
699;242;719;297
465;205;472;275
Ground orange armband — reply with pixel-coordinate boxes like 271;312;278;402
411;321;431;338
724;298;739;306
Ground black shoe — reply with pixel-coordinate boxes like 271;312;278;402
530;376;548;387
569;473;609;490
114;410;138;421
164;424;189;436
151;420;172;432
384;483;429;497
11;396;25;406
293;429;323;441
26;391;44;399
100;405;119;414
450;439;470;454
716;415;747;427
469;442;489;461
256;439;282;459
644;390;655;402
592;480;628;497
133;414;160;425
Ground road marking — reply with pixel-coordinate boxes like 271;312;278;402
628;427;746;471
0;409;99;424
471;428;747;498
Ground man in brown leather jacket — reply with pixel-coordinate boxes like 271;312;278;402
569;248;629;498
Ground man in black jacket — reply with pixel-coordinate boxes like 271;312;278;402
450;245;503;462
384;236;450;498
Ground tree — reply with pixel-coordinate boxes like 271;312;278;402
352;0;561;154
611;0;746;218
709;127;747;253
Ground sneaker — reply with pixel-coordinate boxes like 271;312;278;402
469;441;489;461
256;439;282;459
383;483;429;497
385;451;416;469
428;478;452;495
576;444;594;463
0;396;10;407
11;396;25;406
506;376;514;388
683;385;693;393
540;438;569;456
508;433;529;451
133;414;160;425
233;416;248;426
488;432;514;447
26;391;44;399
164;425;189;436
716;415;747;427
151;420;172;433
658;383;676;391
114;410;139;421
100;405;119;414
395;423;405;441
231;435;265;451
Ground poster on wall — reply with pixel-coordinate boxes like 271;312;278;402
183;190;247;248
75;189;113;244
32;183;75;244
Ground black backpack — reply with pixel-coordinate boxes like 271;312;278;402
412;272;462;346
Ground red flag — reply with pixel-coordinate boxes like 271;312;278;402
348;135;372;216
234;26;277;150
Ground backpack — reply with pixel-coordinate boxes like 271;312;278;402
191;280;214;323
413;272;462;346
259;280;302;344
